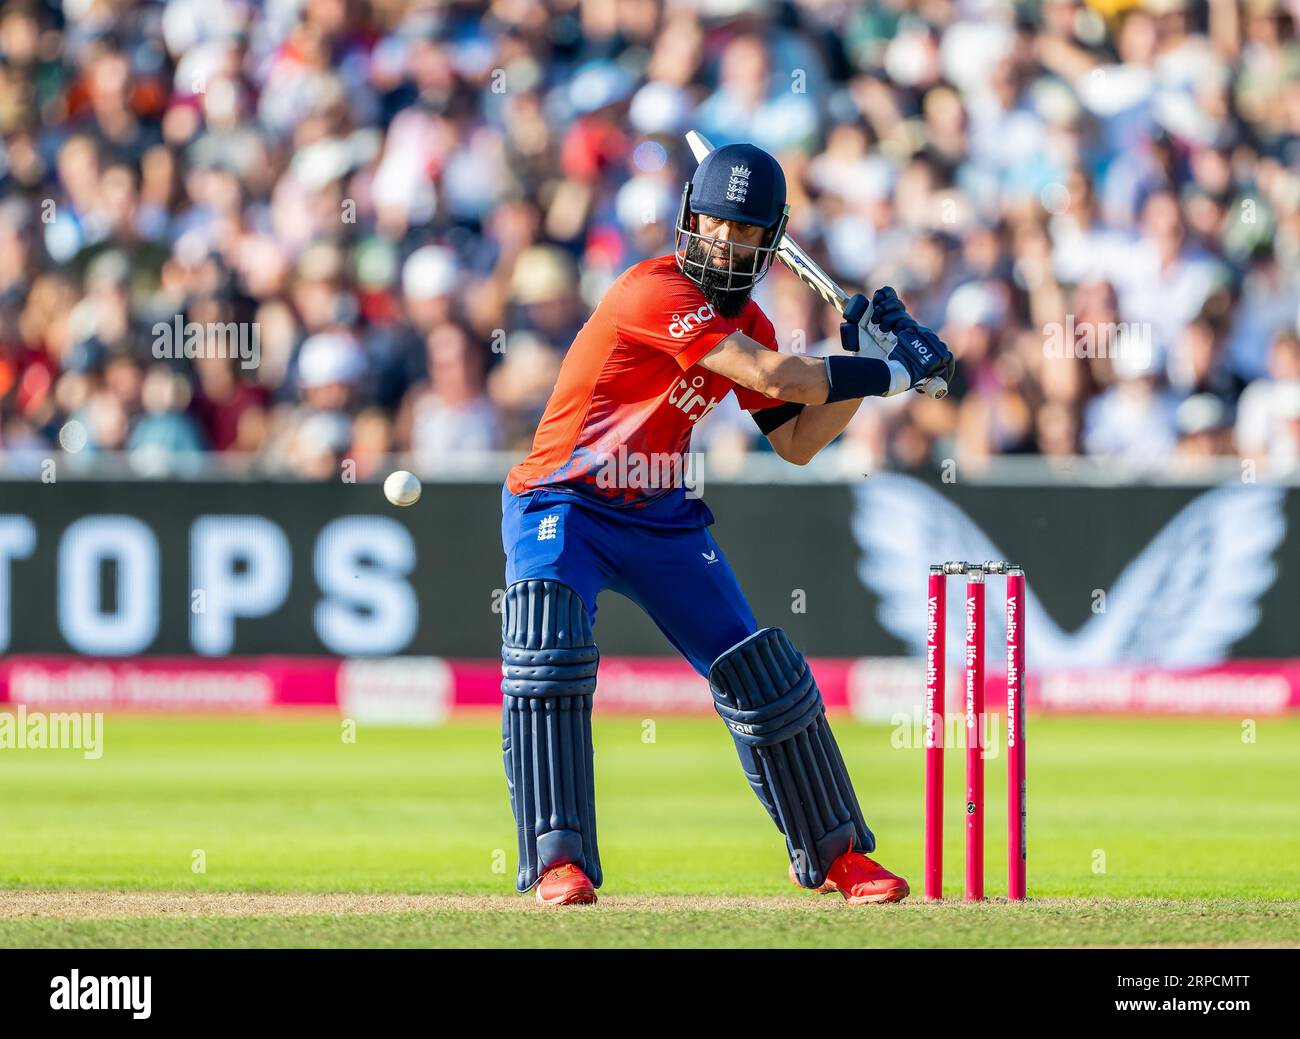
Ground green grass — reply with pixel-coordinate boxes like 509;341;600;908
1;712;1297;946
6;900;1298;949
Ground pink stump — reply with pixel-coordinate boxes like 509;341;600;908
924;567;946;900
964;569;985;901
1006;568;1027;900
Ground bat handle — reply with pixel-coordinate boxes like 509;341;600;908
921;376;949;400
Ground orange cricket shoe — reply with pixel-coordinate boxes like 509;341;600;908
535;863;597;906
788;851;910;904
788;861;836;894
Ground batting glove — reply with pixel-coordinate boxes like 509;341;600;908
888;322;956;394
840;288;954;395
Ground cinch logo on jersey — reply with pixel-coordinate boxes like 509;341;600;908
667;303;716;339
50;970;151;1019
668;375;721;423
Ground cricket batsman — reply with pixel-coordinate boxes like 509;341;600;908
500;142;955;906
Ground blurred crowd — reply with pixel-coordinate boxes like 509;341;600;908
1;0;1298;480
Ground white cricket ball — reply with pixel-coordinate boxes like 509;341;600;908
383;470;422;507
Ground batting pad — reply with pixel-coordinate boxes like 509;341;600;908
709;627;875;888
501;579;602;891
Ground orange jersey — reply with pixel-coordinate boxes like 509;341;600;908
508;255;783;506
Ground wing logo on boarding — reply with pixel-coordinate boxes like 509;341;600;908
851;474;1287;668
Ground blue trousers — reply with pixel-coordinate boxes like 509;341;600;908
501;486;757;676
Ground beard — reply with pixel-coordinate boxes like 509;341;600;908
685;237;757;319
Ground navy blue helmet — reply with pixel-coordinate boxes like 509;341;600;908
674;142;789;293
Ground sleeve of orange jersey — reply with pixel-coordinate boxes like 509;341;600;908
732;309;786;412
616;263;738;370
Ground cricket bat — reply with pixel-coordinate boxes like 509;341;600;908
684;130;948;400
